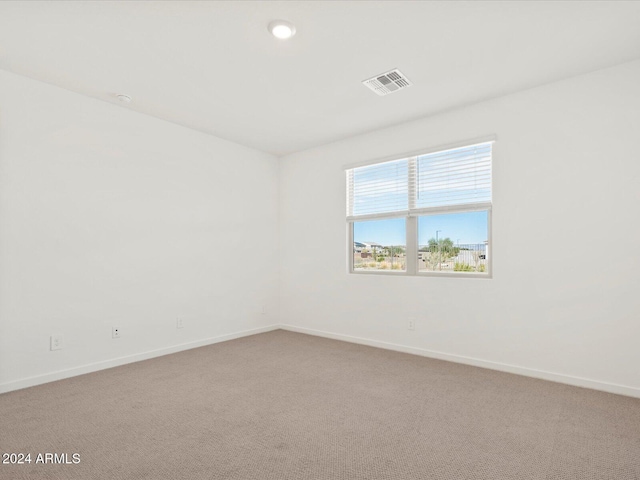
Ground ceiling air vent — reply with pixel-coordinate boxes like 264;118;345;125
362;69;412;96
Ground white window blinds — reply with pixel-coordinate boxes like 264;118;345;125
346;141;492;220
346;158;408;219
415;143;492;210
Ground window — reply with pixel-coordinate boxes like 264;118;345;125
353;218;406;271
417;211;488;273
346;139;493;276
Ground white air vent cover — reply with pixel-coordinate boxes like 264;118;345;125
362;69;412;96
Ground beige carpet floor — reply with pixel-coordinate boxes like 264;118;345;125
1;330;639;480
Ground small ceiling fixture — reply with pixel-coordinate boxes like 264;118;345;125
115;94;132;104
362;69;412;96
268;20;296;40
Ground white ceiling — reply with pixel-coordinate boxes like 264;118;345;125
1;1;640;156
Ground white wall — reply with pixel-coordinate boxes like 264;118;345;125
0;70;279;392
3;60;639;397
279;60;640;397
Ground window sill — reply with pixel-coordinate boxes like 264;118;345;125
350;270;407;276
349;270;492;278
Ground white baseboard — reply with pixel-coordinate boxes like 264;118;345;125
0;325;280;394
4;323;638;399
279;324;640;399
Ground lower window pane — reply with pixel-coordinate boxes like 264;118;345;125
418;211;489;274
353;218;406;272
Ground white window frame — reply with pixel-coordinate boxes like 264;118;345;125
346;136;495;278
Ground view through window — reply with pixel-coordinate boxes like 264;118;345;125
417;211;488;273
353;218;406;271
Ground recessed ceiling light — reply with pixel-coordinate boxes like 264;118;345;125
116;94;132;104
268;20;296;40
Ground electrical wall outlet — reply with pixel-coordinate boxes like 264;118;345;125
176;318;184;329
112;326;121;339
408;319;416;331
50;334;63;351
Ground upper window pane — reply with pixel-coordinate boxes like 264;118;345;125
349;159;408;217
416;143;491;209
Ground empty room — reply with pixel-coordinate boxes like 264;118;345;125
1;1;639;479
